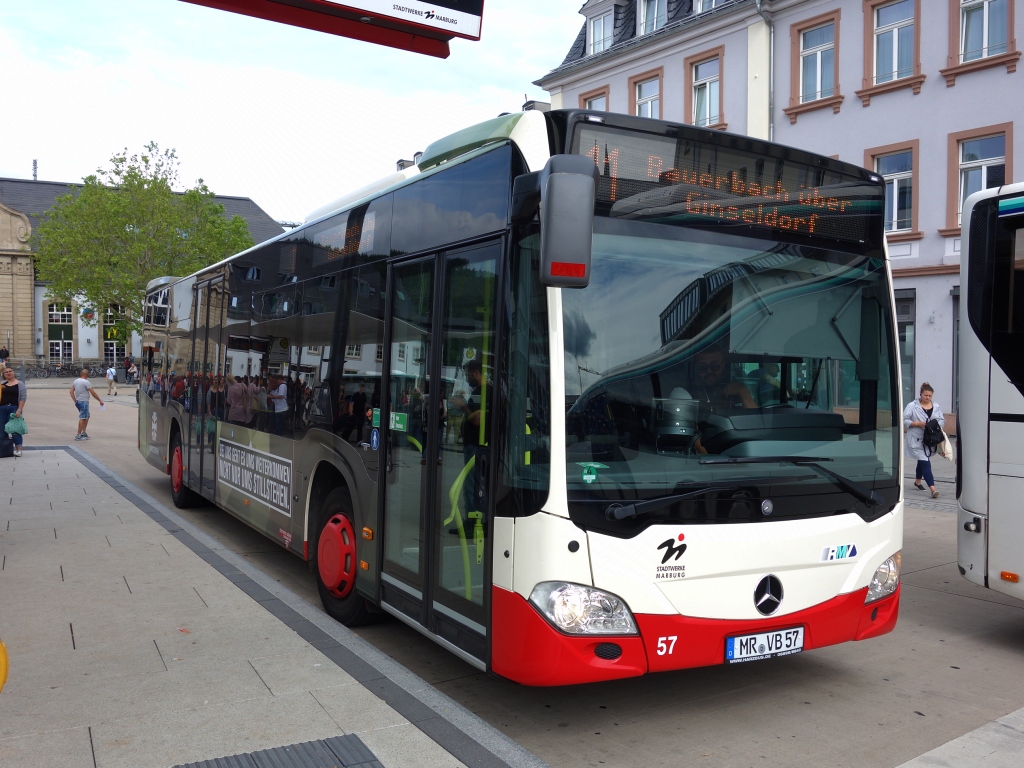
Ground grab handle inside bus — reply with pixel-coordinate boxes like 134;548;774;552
513;154;599;289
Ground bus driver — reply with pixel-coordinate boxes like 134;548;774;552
693;347;756;414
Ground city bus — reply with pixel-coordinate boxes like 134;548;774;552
957;181;1024;603
139;109;904;685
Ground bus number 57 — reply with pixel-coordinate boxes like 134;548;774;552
657;636;677;655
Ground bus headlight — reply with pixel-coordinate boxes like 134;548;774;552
529;582;638;635
865;551;901;604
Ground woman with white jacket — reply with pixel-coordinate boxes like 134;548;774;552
903;382;944;498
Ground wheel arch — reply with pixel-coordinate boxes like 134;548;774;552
305;460;353;562
166;416;184;474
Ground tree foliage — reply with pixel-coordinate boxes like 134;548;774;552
32;142;254;338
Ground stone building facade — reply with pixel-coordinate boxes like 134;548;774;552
0;177;284;365
0;202;35;357
536;0;1022;417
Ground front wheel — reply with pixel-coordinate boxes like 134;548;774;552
36;368;49;379
315;488;373;626
169;432;201;508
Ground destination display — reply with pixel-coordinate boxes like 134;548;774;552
573;124;882;247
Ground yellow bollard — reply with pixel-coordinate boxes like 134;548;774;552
0;639;8;693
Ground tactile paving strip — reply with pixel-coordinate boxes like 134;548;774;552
173;733;383;768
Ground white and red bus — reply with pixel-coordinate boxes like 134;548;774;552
139;109;903;685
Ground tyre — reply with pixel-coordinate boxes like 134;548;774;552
169;431;201;508
36;368;49;379
315;488;373;626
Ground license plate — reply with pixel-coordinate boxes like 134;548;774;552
726;627;804;663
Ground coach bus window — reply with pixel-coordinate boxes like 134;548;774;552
982;204;1024;389
392;145;511;256
497;227;551;517
562;218;899;531
251;284;303;438
326;264;386;456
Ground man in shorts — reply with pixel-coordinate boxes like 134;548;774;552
70;369;104;440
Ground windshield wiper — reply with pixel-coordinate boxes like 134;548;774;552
603;475;815;521
700;456;885;508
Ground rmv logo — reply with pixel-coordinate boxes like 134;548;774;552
821;544;858;562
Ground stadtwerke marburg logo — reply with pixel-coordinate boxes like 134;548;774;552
655;534;687;580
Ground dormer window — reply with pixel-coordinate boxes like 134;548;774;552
640;0;667;34
697;0;731;11
590;11;613;54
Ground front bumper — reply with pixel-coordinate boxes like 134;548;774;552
490;584;900;686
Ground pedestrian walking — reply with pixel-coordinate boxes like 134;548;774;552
70;368;104;440
1;366;27;458
0;346;9;366
903;382;945;498
105;363;118;396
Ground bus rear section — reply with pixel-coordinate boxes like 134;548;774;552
957;182;1024;602
491;112;904;684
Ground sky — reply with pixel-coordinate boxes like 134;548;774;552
0;0;583;224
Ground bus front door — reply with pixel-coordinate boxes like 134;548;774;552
380;242;501;666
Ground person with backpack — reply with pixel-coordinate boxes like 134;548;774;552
903;382;945;498
105;363;118;396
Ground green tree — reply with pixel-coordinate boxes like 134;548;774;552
32;142;254;340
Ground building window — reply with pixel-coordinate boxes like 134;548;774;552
103;340;125;365
590;12;613;54
635;77;660;118
345;344;362;359
243;267;261;282
321;275;337;290
692;57;720;127
580;85;610;112
875;0;914;83
895;293;916;408
48;304;73;324
959;134;1005;223
698;0;731;10
961;0;1008;63
49;340;73;361
397;343;406;362
801;23;836;103
375;345;384;362
640;0;666;34
944;123;1013;234
878;151;913;232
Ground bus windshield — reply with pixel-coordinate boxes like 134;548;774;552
562;217;899;529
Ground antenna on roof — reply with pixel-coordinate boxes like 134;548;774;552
32;160;37;181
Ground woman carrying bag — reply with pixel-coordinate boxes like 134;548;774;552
903;382;944;498
1;366;28;458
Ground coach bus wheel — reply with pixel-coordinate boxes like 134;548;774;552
315;488;372;626
169;433;200;509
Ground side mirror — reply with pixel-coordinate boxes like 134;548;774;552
512;155;599;289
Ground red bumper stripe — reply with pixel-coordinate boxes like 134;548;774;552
490;585;900;686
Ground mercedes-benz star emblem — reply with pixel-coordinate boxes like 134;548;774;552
754;575;784;616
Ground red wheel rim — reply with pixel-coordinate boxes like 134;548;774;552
171;446;183;493
318;513;357;599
